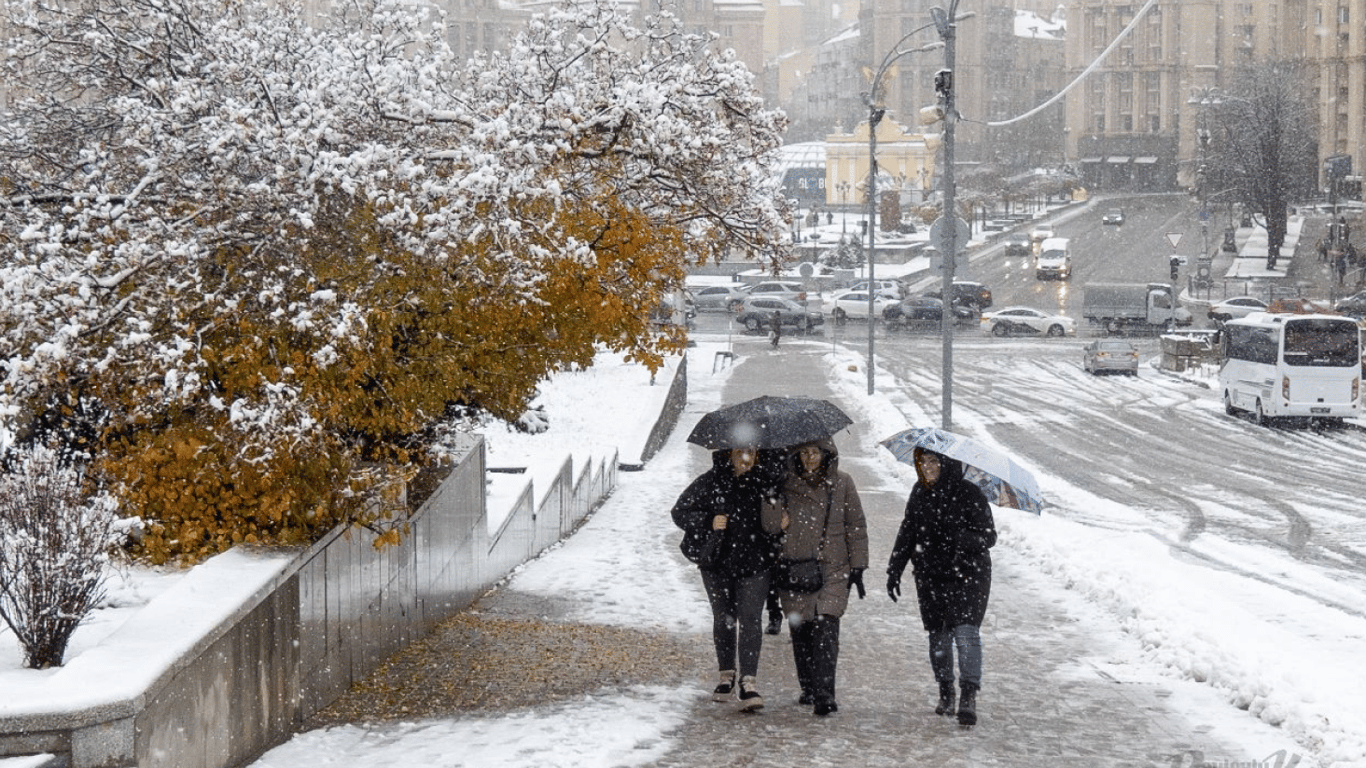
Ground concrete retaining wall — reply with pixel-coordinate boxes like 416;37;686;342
0;360;685;768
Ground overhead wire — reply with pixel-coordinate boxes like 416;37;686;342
959;0;1160;129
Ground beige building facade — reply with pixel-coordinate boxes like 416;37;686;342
1064;0;1363;195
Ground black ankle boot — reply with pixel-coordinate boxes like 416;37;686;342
957;684;978;726
935;682;956;716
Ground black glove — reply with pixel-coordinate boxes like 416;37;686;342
886;571;901;602
847;568;866;599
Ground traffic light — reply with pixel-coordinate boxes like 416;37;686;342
1169;255;1180;281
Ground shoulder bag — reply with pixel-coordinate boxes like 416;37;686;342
772;493;831;593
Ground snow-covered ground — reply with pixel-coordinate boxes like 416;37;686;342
5;335;1364;768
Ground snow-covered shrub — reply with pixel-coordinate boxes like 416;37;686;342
0;444;120;669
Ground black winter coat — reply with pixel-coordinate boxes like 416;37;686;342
887;450;997;631
671;450;785;579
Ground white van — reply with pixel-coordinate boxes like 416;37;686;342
1035;237;1072;280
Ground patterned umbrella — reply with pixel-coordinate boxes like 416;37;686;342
687;395;852;450
880;426;1044;514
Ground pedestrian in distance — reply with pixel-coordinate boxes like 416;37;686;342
765;439;869;716
765;584;784;635
770;310;782;348
886;447;997;726
672;447;786;712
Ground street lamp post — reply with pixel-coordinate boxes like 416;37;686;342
932;1;961;430
863;24;944;396
837;180;850;237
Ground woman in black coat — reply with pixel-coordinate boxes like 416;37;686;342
886;447;997;726
672;447;785;712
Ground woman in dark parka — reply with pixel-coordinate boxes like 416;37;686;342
886;447;997;726
672;447;785;711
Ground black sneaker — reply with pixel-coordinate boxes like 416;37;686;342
712;670;736;702
765;615;782;635
738;676;764;711
813;698;839;717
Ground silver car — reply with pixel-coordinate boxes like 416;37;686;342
690;283;751;312
1083;339;1140;375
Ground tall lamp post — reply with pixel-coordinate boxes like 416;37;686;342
836;180;850;237
928;0;964;429
863;26;944;395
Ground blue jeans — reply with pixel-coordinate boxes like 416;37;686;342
928;624;982;688
701;569;770;678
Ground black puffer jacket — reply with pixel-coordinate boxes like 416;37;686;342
671;449;785;579
887;448;997;631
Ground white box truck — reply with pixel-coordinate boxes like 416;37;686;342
1082;283;1193;333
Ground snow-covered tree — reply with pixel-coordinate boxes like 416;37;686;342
0;0;791;562
0;443;120;668
1206;60;1317;267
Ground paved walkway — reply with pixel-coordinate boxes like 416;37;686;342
630;335;1253;767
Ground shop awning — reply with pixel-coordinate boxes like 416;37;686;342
1106;156;1131;163
1134;156;1158;164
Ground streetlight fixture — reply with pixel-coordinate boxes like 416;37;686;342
863;25;944;395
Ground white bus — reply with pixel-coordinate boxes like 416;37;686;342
1219;312;1362;425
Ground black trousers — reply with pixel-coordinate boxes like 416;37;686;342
790;614;841;705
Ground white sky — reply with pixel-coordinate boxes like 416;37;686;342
4;339;1364;768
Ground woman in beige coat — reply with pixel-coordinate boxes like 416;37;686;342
764;438;869;716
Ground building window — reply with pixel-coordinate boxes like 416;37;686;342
1338;6;1349;24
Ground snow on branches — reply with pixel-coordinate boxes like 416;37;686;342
0;443;121;668
0;0;790;561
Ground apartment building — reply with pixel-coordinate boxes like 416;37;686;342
1064;0;1363;195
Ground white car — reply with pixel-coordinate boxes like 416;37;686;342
822;290;897;321
1029;225;1055;242
1207;296;1268;323
980;306;1077;337
846;279;903;300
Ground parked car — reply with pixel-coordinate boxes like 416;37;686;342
649;290;695;327
925;280;993;310
1101;208;1126;225
883;295;976;328
846;279;903;300
734;296;823;333
1003;233;1032;257
690;283;752;312
1332;290;1366;318
1083;339;1140;375
822;290;897;322
980;306;1077;337
1207;296;1268;323
748;280;808;302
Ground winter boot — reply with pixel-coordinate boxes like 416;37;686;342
766;614;783;635
811;616;841;717
712;670;736;703
957;683;978;726
790;622;816;706
738;675;765;712
935;681;957;716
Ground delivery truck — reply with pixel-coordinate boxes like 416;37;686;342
1081;283;1193;333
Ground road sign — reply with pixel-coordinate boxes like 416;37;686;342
931;215;971;256
1165;232;1183;250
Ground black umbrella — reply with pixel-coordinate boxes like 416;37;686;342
687;395;853;450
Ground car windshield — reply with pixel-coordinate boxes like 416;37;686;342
1098;342;1131;351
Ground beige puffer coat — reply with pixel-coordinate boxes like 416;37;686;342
762;439;870;621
